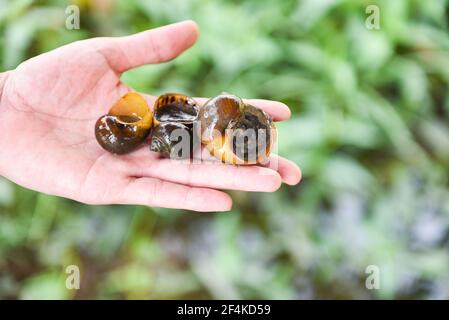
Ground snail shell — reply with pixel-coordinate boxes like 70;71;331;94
153;93;199;125
95;92;152;154
199;94;276;165
150;93;200;159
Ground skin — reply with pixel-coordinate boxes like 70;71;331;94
0;20;301;212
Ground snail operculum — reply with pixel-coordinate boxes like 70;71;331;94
95;92;152;154
150;93;200;159
200;94;276;165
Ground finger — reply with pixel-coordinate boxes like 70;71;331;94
120;177;232;212
264;154;302;185
186;149;301;186
102;20;199;72
125;150;282;192
140;94;291;122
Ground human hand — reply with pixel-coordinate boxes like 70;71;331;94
0;21;301;212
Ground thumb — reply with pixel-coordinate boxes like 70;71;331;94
100;20;199;72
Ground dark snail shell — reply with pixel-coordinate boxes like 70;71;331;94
95;92;152;154
150;93;200;159
153;93;199;124
150;122;199;159
199;94;276;165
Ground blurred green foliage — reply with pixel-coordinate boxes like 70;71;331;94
1;0;449;299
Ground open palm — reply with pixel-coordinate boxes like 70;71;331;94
0;21;301;212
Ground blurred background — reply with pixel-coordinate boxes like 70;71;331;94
1;0;449;299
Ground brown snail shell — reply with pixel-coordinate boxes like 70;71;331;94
199;94;276;165
153;93;199;125
95;92;152;154
150;93;200;159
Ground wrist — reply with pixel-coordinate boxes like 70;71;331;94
0;71;11;108
0;71;11;178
